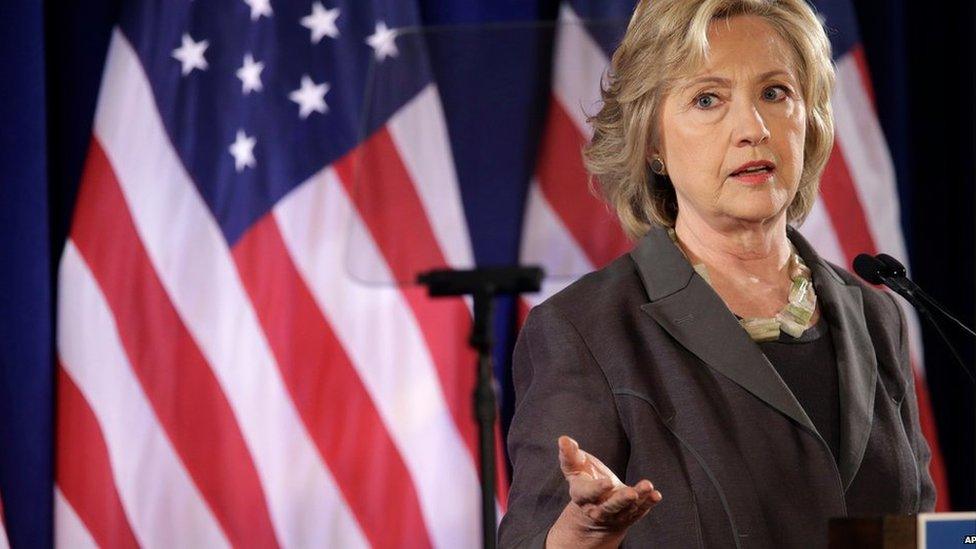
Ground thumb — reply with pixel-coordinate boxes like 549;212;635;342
557;436;586;477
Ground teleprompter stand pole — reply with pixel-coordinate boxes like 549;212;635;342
417;266;544;549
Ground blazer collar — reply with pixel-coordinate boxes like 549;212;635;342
631;224;877;490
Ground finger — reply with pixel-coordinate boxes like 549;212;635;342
619;493;657;526
641;489;663;509
568;476;615;506
632;480;653;498
585;494;638;526
591;482;661;527
557;436;586;476
626;486;662;525
600;486;640;515
630;480;662;508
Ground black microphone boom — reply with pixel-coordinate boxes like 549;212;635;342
853;253;976;383
876;254;976;339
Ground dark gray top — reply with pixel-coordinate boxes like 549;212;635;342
758;318;841;463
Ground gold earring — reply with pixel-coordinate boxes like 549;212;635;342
650;156;667;176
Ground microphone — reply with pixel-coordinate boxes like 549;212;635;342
875;253;906;278
853;253;975;383
853;254;923;307
852;253;887;285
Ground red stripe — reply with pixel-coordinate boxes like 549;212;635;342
536;98;632;268
334;129;510;506
233;214;433;547
517;298;531;325
819;142;878;259
69;138;280;548
56;365;139;548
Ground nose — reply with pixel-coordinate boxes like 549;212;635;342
732;100;771;147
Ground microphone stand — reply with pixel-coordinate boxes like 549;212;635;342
418;266;543;549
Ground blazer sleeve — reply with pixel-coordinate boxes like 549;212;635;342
887;292;937;511
498;302;629;548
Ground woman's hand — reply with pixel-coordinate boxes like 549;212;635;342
546;436;662;548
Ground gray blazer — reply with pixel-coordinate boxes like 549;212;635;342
499;225;935;548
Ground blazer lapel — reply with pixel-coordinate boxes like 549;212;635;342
631;227;818;435
791;228;878;491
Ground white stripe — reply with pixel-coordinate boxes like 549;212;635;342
798;201;846;268
93;29;367;548
57;242;228;549
274;168;481;549
833;55;909;265
833;53;925;366
387;84;474;271
520;181;594;306
553;4;606;138
519;3;609;310
54;489;98;549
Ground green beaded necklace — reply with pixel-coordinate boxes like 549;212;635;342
667;228;817;342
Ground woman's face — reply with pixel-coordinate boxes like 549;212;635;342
657;15;807;229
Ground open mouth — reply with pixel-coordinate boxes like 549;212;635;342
731;164;775;176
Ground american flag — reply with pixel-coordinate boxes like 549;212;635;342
54;0;947;548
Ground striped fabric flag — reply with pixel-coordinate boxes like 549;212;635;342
55;1;949;548
521;0;950;510
56;1;508;547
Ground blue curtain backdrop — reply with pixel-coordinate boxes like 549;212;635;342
0;1;53;547
2;1;973;545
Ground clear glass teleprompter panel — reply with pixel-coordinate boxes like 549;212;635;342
344;19;629;286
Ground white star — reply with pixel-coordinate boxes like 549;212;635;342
288;75;330;119
229;130;257;172
243;0;273;21
301;2;340;44
236;53;264;95
366;21;399;62
172;33;209;76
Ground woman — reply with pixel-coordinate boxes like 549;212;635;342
499;0;936;547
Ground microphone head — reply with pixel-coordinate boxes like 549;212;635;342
853;254;886;284
875;253;907;278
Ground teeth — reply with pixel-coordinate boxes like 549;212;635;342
737;165;770;174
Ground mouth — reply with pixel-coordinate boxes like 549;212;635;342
729;161;776;184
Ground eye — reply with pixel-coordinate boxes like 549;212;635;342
762;85;789;102
694;92;720;109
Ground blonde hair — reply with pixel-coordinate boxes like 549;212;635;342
584;0;836;239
